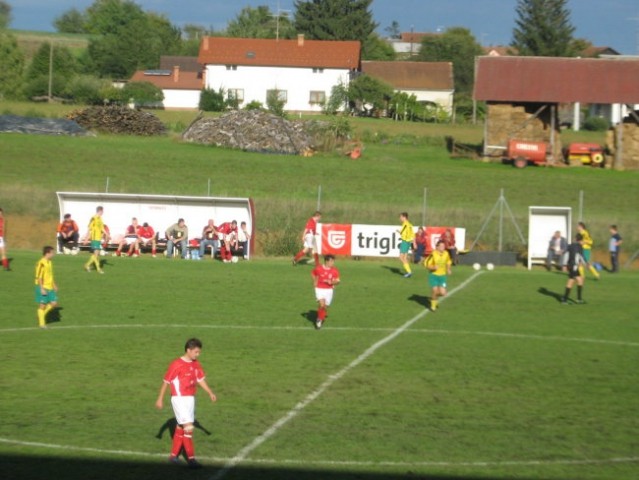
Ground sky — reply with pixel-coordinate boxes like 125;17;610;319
7;0;639;55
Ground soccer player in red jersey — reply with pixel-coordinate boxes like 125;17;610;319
156;338;217;469
115;217;139;257
0;208;9;271
136;222;157;257
217;220;238;262
311;254;340;329
293;211;321;266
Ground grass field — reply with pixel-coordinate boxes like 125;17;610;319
1;250;637;480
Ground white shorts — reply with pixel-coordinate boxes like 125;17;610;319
315;287;334;306
124;237;137;245
303;233;316;250
139;237;154;245
171;396;195;425
0;236;4;249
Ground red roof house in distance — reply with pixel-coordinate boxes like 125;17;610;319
361;61;454;113
198;35;361;113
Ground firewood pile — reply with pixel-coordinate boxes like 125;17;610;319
182;110;315;155
67;106;166;136
605;114;639;170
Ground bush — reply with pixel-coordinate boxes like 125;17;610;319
583;116;610;131
64;75;110;105
244;100;263;111
266;90;286;118
199;88;227;112
121;81;164;107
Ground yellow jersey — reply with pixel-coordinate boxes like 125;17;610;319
400;220;415;242
580;229;593;250
88;214;104;241
35;257;54;289
424;250;451;275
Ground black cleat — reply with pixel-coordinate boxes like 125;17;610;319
187;459;203;469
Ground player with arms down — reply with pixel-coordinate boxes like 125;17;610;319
293;211;321;267
424;239;452;312
155;338;217;469
311;254;340;329
561;233;587;304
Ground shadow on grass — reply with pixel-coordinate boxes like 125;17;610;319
537;287;563;303
45;306;64;325
408;294;431;309
0;453;542;480
381;265;404;276
301;310;318;328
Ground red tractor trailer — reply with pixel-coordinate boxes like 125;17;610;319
505;139;549;168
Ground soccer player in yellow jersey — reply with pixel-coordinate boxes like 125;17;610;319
35;246;58;329
576;222;600;280
84;206;106;273
397;212;415;278
424;240;452;312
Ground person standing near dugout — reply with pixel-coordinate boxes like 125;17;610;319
561;233;587;304
424;240;452;312
35;246;58;328
311;254;340;329
397;212;415;278
156;338;217;469
293;211;322;266
576;222;600;280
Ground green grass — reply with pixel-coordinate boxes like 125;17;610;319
1;251;638;480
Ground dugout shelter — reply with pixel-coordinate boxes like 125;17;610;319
527;206;571;270
56;192;255;258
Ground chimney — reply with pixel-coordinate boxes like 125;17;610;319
297;34;304;47
173;65;180;83
203;36;209;51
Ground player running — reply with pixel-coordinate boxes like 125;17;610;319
561;233;586;304
84;206;107;273
424;239;452;312
35;246;58;329
155;338;217;469
397;212;415;278
311;254;340;329
293;211;321;267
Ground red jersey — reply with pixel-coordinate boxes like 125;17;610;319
137;225;155;240
312;265;340;289
304;217;318;235
57;219;79;235
163;357;205;397
125;224;137;237
0;216;4;237
217;222;237;235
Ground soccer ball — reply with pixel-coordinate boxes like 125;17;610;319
63;247;71;255
486;263;495;271
231;256;239;263
99;250;107;256
472;263;481;271
71;248;79;256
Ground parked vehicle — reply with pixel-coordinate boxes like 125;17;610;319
505;139;549;168
563;142;606;167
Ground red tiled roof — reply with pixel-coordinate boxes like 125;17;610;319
361;61;453;90
129;68;203;90
198;36;360;69
159;56;201;72
474;56;639;104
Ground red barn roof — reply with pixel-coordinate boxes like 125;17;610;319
474;56;639;104
130;67;203;90
198;36;360;70
361;61;453;90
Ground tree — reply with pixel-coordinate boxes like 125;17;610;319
511;0;577;57
294;0;377;45
384;21;401;39
227;6;295;39
416;27;483;95
362;33;395;60
347;74;393;115
121;81;163;106
54;8;88;33
0;0;11;29
0;32;25;99
24;42;78;99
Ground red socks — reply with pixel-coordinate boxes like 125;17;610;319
2;258;8;269
183;428;195;459
313;253;320;266
294;250;305;262
171;426;184;457
318;306;326;321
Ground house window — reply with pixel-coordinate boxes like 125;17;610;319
227;89;244;102
309;91;326;104
226;65;237;71
266;89;287;102
312;68;324;74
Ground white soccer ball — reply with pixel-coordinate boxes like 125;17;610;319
231;256;239;263
63;247;71;255
100;250;107;256
486;263;495;271
473;263;481;271
71;249;79;256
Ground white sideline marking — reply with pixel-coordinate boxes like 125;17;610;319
1;437;637;469
209;272;483;480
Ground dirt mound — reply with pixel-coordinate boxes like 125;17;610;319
182;110;315;155
67;105;166;136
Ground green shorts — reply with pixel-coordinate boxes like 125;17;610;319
399;240;412;254
429;274;447;289
35;286;58;305
582;249;591;262
90;240;102;251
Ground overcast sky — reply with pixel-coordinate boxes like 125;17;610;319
8;0;639;55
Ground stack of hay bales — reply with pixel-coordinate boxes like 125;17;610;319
485;103;562;163
605;115;639;170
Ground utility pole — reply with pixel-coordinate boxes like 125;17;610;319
270;0;291;41
48;42;54;102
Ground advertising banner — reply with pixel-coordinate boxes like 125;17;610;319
318;223;465;258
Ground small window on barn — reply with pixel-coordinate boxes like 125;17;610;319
226;65;237;71
309;91;326;104
312;68;324;74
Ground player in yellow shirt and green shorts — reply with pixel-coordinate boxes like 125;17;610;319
424;239;452;312
576;222;600;280
398;212;415;278
35;246;58;329
84;206;106;273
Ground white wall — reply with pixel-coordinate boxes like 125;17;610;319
162;89;201;110
527;206;572;269
399;88;454;113
205;65;351;112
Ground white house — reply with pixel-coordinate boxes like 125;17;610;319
198;35;361;113
361;61;454;113
129;63;203;110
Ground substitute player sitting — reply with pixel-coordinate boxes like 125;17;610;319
155;338;217;469
136;221;157;257
424;239;452;312
311;254;340;329
115;217;140;257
